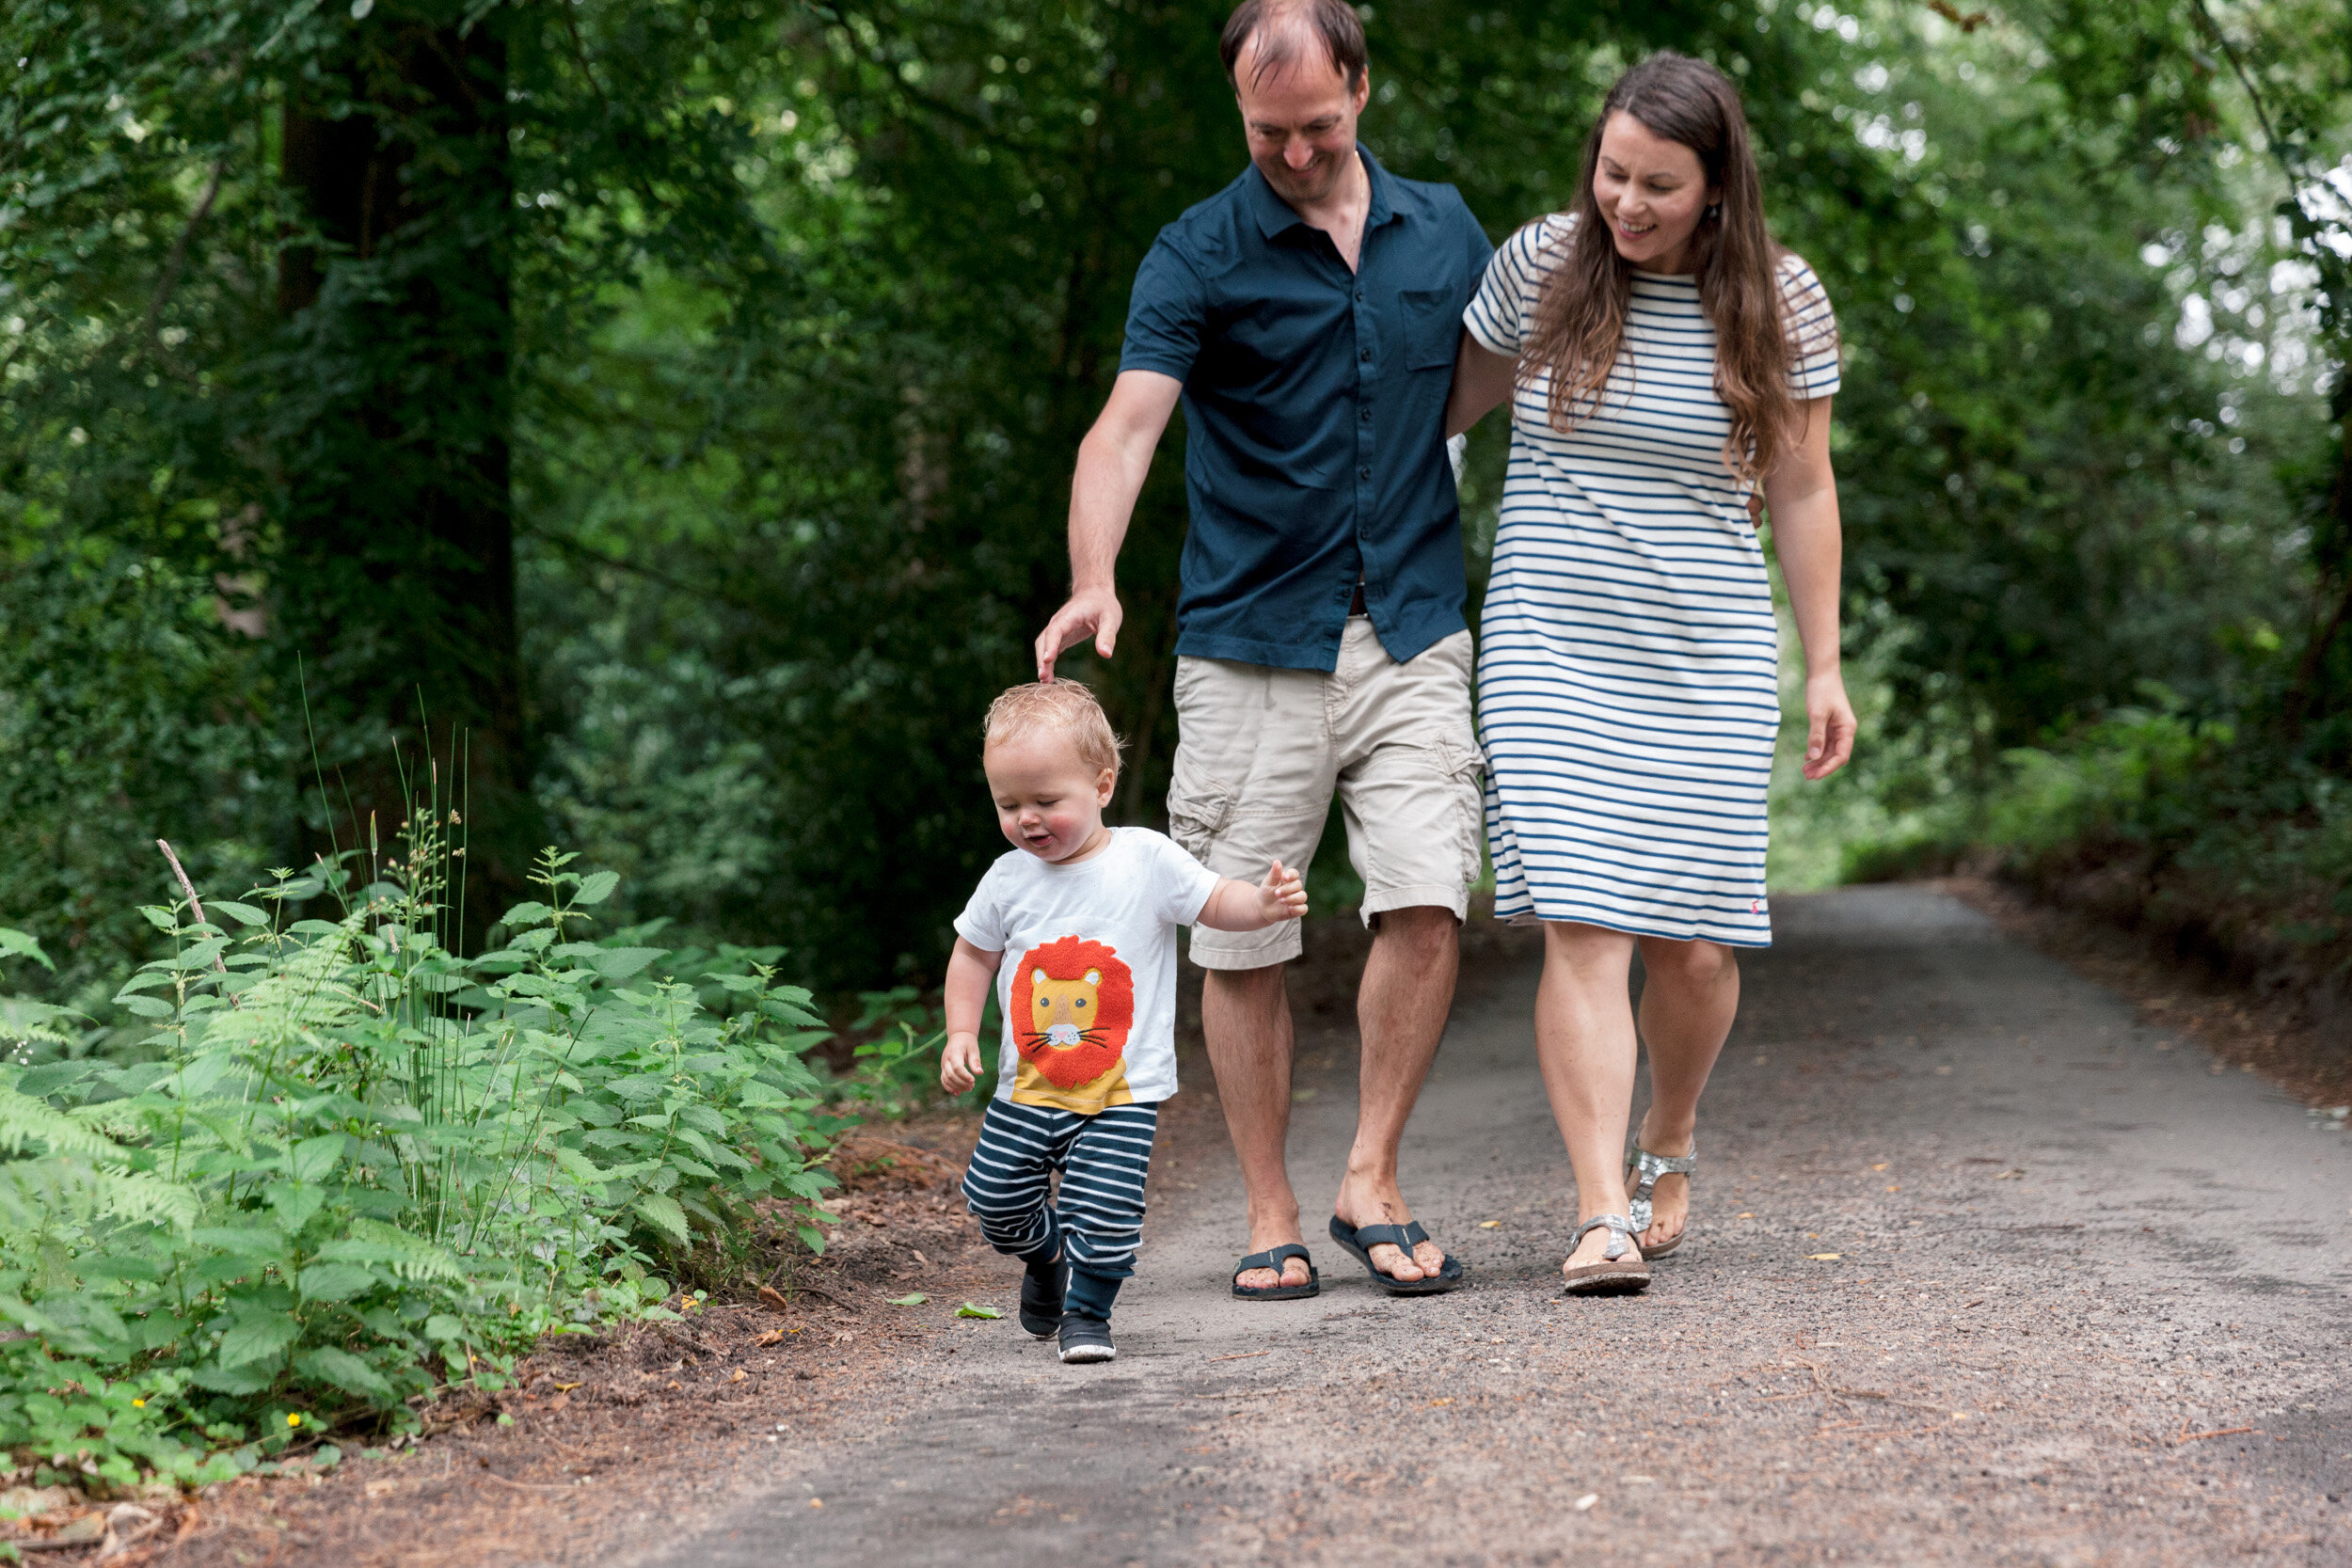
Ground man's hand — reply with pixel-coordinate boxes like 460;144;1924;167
940;1032;984;1094
1035;587;1124;682
1258;860;1308;925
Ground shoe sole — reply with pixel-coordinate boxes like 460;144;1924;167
1058;1344;1117;1364
1560;1266;1651;1296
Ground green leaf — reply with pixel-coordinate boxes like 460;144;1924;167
216;1309;302;1370
139;906;181;934
118;995;176;1020
263;1181;326;1234
208;900;270;927
955;1302;1003;1319
573;870;620;906
290;1133;347;1184
0;928;54;972
293;1263;376;1303
293;1347;393;1402
592;946;664;980
499;900;553;928
885;1292;928;1307
632;1191;691;1245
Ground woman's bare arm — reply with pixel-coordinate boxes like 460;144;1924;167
1759;396;1853;781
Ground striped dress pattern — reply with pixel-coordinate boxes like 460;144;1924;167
1464;216;1840;946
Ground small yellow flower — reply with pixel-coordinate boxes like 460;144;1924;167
286;1413;301;1428
131;1399;145;1409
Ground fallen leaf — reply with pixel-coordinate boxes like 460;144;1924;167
1885;1184;1900;1193
912;1249;929;1264
730;1370;748;1383
757;1285;791;1313
808;1497;824;1509
1427;1398;1452;1407
1574;1494;1598;1512
957;1302;1004;1320
1806;1253;1843;1260
1479;1220;1502;1229
885;1292;929;1306
1737;1212;1755;1219
755;1328;787;1347
1870;1163;1888;1172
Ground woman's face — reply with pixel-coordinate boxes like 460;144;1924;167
1592;111;1718;276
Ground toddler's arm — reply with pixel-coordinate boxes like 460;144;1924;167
1194;861;1308;932
940;937;1001;1094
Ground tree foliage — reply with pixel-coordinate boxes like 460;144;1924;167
2;0;2347;994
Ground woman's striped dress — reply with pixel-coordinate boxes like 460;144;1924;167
1463;216;1840;946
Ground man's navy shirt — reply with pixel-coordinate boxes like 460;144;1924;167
1120;147;1494;673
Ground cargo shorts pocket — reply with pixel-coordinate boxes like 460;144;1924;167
1165;759;1233;862
1432;727;1487;888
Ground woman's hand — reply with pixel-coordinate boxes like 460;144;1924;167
940;1031;984;1094
1804;668;1856;781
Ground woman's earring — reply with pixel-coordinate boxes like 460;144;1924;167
1705;202;1723;220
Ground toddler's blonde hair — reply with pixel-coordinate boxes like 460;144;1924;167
983;680;1125;783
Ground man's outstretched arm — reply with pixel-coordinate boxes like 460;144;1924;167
1034;369;1184;681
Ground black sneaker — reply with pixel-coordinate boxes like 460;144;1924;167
1019;1259;1070;1340
1057;1312;1116;1364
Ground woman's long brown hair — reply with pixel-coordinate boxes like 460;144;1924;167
1521;52;1829;483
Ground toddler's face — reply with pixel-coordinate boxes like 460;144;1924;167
984;731;1116;863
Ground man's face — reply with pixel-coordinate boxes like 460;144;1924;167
1233;41;1369;209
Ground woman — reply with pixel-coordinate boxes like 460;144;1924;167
1443;52;1853;1295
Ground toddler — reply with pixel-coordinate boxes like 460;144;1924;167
941;680;1306;1364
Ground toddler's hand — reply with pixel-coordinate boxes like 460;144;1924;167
1258;859;1308;924
941;1032;983;1094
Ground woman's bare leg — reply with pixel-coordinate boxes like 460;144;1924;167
1535;922;1644;1274
1629;936;1740;1250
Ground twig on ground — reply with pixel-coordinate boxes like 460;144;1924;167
2175;1425;2256;1445
1205;1351;1273;1363
1194;1387;1297;1400
477;1473;580;1491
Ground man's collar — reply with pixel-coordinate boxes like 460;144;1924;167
1244;142;1399;241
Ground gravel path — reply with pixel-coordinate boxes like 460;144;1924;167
628;885;2351;1565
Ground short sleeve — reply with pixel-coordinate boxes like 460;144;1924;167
1119;234;1209;383
951;863;1010;953
1464;216;1554;358
1778;254;1841;399
1152;833;1222;927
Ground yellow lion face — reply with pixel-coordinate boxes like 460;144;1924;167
1028;966;1104;1048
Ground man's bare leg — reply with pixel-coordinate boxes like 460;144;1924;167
1202;963;1312;1291
1330;905;1458;1282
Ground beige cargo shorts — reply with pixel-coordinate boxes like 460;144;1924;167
1168;618;1484;970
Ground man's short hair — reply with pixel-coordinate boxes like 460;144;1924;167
984;680;1125;782
1219;0;1367;91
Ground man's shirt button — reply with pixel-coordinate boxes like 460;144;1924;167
1359;347;1372;361
1358;466;1371;481
1360;407;1373;422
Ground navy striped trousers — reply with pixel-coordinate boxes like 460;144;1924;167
960;1100;1159;1280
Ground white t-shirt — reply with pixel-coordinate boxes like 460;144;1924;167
953;828;1221;1114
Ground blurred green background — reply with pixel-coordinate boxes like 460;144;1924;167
4;0;2348;1007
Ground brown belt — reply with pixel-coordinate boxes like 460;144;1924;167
1349;580;1368;616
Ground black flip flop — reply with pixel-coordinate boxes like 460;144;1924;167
1231;1243;1320;1300
1327;1214;1464;1296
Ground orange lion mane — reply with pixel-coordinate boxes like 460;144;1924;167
1009;935;1136;1090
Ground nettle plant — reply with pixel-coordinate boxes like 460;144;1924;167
0;825;836;1491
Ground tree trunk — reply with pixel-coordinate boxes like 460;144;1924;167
276;6;536;938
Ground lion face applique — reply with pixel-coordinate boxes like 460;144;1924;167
1007;935;1136;1114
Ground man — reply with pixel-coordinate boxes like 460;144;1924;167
1033;0;1491;1296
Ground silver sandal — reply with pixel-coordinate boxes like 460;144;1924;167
1560;1213;1650;1296
1625;1138;1697;1259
